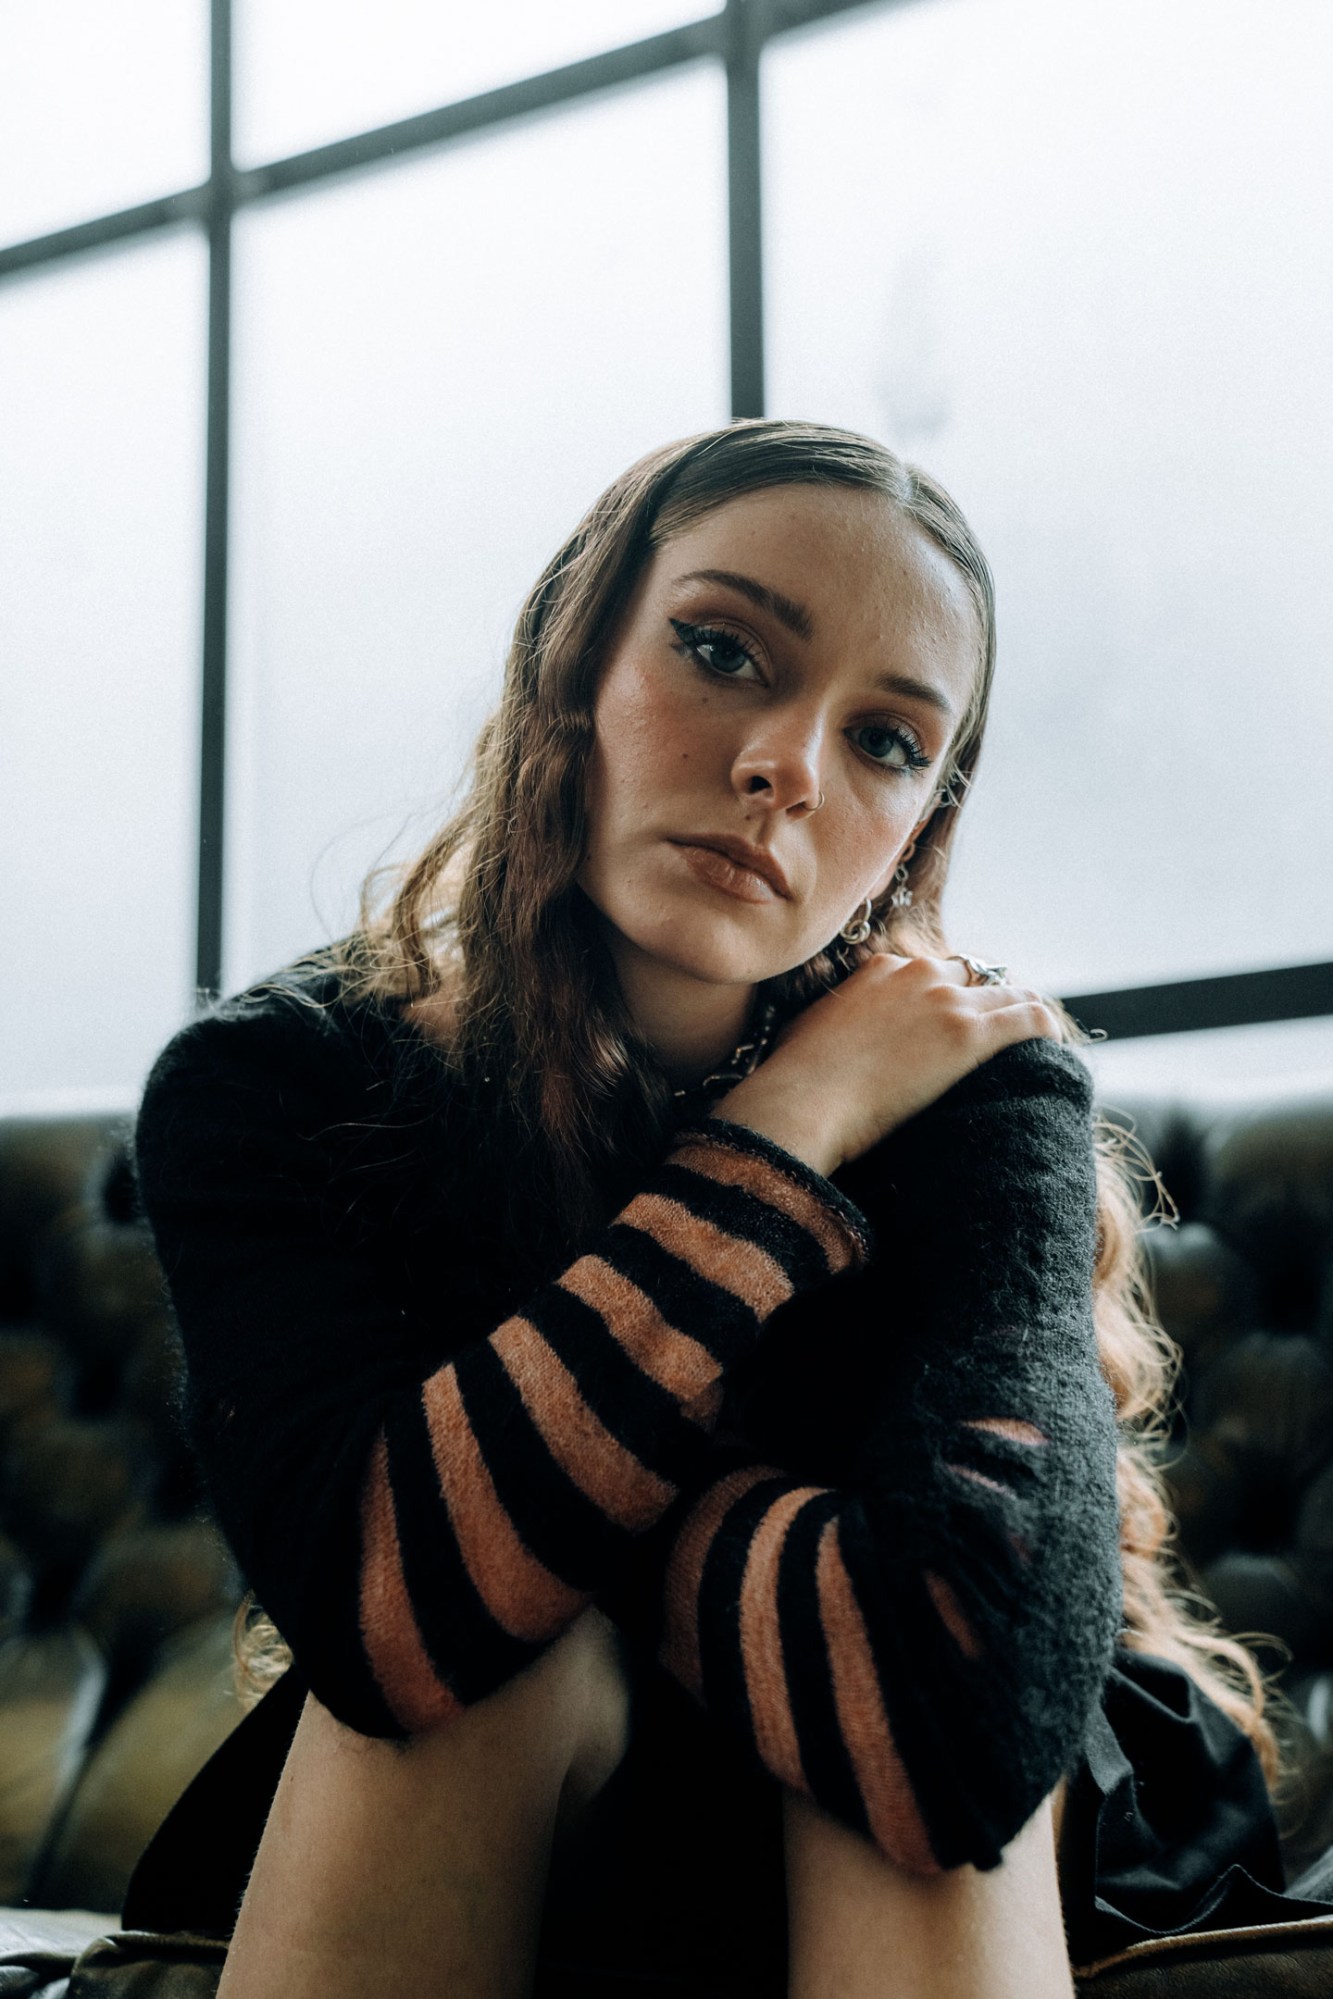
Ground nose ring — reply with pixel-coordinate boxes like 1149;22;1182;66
810;790;826;814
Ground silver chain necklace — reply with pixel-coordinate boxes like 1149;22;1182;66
671;999;778;1105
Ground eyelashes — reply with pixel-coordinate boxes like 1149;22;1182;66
668;618;933;777
849;722;932;774
669;618;757;680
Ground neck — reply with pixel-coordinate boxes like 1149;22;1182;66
602;934;757;1088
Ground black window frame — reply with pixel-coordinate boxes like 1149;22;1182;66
3;0;1329;1042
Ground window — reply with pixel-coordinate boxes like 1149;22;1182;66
3;0;1329;1106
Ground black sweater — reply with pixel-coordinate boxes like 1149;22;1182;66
133;956;1123;1876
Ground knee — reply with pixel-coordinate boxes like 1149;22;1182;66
543;1607;632;1811
407;1605;629;1788
293;1609;630;1816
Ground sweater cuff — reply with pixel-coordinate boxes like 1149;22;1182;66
671;1116;873;1277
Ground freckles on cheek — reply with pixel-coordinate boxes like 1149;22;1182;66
833;810;899;904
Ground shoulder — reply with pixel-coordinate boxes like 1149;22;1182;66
942;1035;1095;1117
835;1035;1098;1230
134;949;416;1191
140;952;359;1113
869;1036;1096;1164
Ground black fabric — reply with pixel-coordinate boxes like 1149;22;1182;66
121;950;1333;1963
1060;1649;1333;1964
121;1662;309;1937
132;966;869;1742
700;1029;1125;1871
134;955;1124;1870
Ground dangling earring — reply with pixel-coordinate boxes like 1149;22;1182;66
839;897;874;945
889;861;913;911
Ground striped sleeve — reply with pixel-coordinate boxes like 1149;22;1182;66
644;1042;1126;1878
654;1442;1039;1880
353;1120;871;1734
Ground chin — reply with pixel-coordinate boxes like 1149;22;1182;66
618;913;807;989
578;873;822;987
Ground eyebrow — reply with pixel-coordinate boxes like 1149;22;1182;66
675;568;814;642
675;566;958;722
871;671;957;722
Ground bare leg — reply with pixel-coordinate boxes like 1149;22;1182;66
216;1607;631;1999
784;1783;1074;1999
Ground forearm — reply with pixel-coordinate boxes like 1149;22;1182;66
137;1003;873;1741
623;1040;1123;1873
713;1068;842;1179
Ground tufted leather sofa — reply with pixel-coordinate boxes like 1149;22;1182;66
1102;1090;1333;1884
0;1115;243;1923
0;1087;1332;1991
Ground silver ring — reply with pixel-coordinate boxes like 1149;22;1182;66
951;953;1008;986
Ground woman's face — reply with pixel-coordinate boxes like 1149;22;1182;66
578;483;981;994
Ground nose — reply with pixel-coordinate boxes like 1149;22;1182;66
731;708;825;818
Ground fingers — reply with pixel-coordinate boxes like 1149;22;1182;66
983;994;1064;1045
868;951;1055;1023
864;950;1001;989
862;951;972;985
884;954;1058;1038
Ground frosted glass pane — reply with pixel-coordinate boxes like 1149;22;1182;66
0;237;204;1107
235;0;718;166
766;0;1333;996
227;64;727;989
0;3;207;245
1087;1017;1333;1110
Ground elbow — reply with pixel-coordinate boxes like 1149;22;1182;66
948;1591;1120;1869
355;1604;469;1738
269;1582;469;1742
912;1553;1120;1871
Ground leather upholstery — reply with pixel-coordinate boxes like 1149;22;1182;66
1;1090;1332;1978
1100;1091;1333;1879
0;1117;243;1918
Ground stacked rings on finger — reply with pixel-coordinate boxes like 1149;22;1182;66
950;953;1009;986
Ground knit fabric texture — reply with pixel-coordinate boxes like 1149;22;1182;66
133;958;1122;1878
632;1036;1126;1873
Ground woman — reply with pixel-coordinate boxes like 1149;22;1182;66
132;421;1305;1998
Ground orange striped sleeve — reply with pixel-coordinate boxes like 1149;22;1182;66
617;1189;797;1318
661;1465;780;1697
358;1429;465;1732
669;1134;866;1276
736;1486;815;1794
348;1123;870;1737
491;1315;675;1532
813;1520;941;1874
421;1364;586;1642
557;1254;722;1405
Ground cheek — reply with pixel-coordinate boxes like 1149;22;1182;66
821;795;915;906
591;663;704;803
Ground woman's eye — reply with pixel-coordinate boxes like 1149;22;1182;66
670;619;759;680
852;722;931;773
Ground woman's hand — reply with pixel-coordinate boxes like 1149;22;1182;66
713;954;1061;1179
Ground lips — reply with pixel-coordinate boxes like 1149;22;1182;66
668;834;792;900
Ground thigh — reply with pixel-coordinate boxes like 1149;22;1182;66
218;1607;631;1999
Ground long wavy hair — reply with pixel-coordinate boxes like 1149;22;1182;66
250;419;1282;1785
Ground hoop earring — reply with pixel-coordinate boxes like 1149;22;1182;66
888;861;913;911
839;897;874;945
